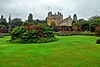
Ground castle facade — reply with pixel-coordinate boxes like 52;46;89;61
47;12;73;26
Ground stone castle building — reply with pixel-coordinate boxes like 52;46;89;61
47;12;74;26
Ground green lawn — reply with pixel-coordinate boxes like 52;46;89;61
0;36;100;67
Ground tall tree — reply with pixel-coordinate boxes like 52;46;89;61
1;15;4;20
73;14;78;22
28;13;33;23
0;15;7;26
8;14;11;24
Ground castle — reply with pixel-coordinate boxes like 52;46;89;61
47;12;76;26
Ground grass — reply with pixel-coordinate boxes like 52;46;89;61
0;36;100;67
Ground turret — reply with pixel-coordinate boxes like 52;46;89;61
48;12;52;17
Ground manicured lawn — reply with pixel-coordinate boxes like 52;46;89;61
0;36;100;67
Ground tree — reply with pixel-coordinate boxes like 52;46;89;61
28;13;33;23
0;15;7;26
88;16;100;32
73;22;82;31
73;22;80;27
11;18;23;26
50;21;56;26
9;14;11;24
78;19;86;23
37;23;48;27
1;15;4;20
77;19;91;31
73;14;78;22
22;22;31;26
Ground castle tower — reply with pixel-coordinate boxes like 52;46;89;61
47;12;63;26
47;12;53;25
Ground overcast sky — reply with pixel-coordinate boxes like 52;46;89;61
0;0;100;20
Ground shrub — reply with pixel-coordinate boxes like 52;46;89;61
0;33;4;38
96;39;100;44
50;21;56;26
10;26;58;43
95;26;100;37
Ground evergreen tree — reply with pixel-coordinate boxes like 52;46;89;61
73;14;77;22
28;13;33;23
9;14;11;24
0;15;7;26
1;15;4;20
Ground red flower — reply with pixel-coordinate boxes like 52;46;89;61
24;26;43;30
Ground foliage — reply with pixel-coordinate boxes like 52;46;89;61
0;33;3;38
10;26;58;43
96;39;100;44
81;22;90;31
88;16;100;32
73;16;100;32
0;19;7;26
22;22;31;26
0;15;8;26
10;18;23;26
95;26;100;37
36;23;49;27
73;22;80;27
50;21;56;26
73;22;82;31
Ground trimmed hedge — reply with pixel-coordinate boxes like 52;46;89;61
57;31;95;36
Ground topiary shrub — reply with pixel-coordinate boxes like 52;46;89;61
10;26;58;43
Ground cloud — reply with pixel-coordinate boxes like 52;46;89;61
0;0;100;20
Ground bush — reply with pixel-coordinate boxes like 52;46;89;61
0;33;4;38
95;26;100;37
50;21;56;26
10;26;58;43
96;39;100;44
